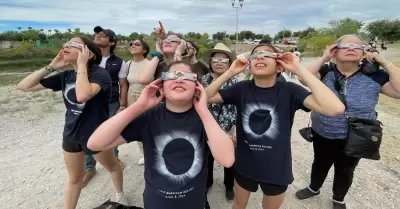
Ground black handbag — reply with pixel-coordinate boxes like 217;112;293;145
334;71;383;160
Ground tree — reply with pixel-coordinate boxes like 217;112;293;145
212;32;227;40
260;34;273;43
328;17;363;37
238;30;256;40
74;28;81;34
67;29;72;33
28;27;32;30
274;29;292;40
201;33;209;40
17;27;22;32
366;19;400;42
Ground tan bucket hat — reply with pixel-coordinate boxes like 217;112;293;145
203;43;236;63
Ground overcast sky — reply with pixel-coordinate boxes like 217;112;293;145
0;0;399;36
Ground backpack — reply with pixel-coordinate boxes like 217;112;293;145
93;199;143;209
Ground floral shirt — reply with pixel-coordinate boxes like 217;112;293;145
202;73;238;132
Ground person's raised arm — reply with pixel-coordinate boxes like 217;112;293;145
277;53;345;116
138;43;162;84
299;44;337;86
88;79;164;151
205;59;248;103
75;46;108;103
194;82;234;168
17;50;69;92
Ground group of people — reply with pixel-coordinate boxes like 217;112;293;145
16;21;400;209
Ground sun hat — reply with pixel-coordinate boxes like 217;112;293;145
203;43;236;62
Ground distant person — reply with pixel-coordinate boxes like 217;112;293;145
16;36;127;208
126;38;150;165
82;26;128;187
381;42;387;50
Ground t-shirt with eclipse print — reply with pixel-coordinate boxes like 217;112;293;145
39;67;111;143
219;80;311;186
121;103;208;209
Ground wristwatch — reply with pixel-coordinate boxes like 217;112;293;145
119;105;127;110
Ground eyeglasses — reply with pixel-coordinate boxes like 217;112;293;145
161;71;197;81
211;57;230;64
63;41;83;49
337;43;366;50
130;42;141;47
249;51;277;60
162;38;180;44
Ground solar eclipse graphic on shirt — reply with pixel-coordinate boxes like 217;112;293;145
154;131;204;185
64;83;85;110
242;103;279;140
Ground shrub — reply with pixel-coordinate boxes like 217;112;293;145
298;33;336;55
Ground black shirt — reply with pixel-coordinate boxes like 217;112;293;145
219;80;311;185
40;67;111;143
121;104;208;209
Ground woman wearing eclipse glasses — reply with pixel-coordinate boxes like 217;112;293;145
296;34;400;209
201;43;238;202
87;61;236;209
17;37;127;208
205;43;345;209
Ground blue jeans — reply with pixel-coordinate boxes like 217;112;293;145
85;101;120;171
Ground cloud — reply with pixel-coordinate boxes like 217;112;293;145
0;0;399;36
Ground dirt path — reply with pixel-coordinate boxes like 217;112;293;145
0;49;399;209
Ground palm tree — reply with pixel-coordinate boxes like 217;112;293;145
67;29;72;33
28;27;32;30
48;30;52;35
74;28;80;34
40;29;44;33
54;29;59;34
17;27;22;32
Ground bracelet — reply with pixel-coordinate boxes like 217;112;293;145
44;65;55;73
119;106;126;110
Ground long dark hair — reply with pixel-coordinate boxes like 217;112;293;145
78;36;102;69
135;39;150;58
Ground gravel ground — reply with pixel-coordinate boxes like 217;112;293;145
0;48;399;209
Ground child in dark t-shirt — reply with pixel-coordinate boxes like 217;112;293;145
88;61;235;209
205;43;345;208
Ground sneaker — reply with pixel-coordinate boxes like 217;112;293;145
82;168;96;188
117;158;125;170
295;187;320;200
333;201;347;209
225;187;235;201
138;157;144;165
116;193;128;205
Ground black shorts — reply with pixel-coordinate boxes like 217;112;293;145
62;140;100;155
235;171;288;196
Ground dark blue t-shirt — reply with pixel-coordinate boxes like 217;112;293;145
121;104;208;209
40;67;111;143
219;80;311;185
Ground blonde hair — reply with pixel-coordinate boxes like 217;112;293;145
336;34;366;44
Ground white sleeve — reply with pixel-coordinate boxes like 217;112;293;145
118;60;129;78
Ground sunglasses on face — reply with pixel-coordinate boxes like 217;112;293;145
130;42;141;47
162;38;180;44
63;41;83;49
337;43;366;50
161;71;197;81
211;57;230;64
249;51;277;60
